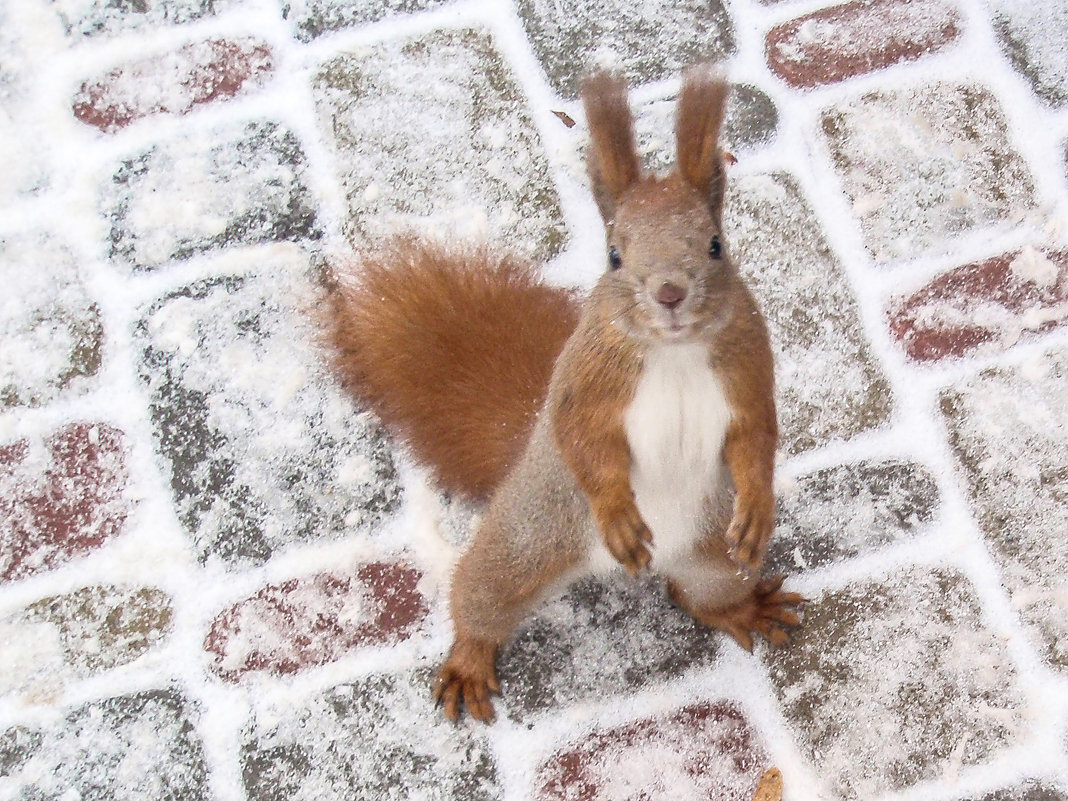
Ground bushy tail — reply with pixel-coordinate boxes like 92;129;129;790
325;238;579;500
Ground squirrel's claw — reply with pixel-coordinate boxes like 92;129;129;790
597;501;654;575
675;574;804;651
434;636;500;723
725;491;775;573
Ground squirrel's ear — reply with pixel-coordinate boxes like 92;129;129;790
582;71;641;223
675;65;729;226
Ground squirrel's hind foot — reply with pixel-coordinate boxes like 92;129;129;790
669;575;803;652
433;635;500;722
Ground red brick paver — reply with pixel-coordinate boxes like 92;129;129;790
0;424;128;583
74;38;273;132
766;0;961;89
889;247;1068;362
205;562;427;680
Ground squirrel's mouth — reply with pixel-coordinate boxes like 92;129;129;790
651;318;699;342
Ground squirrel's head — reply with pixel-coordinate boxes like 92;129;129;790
582;66;736;344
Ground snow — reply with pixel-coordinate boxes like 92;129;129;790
1;0;1068;800
989;0;1068;108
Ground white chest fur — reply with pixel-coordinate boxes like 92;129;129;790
621;342;731;567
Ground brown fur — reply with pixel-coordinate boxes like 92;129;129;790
325;66;800;723
715;287;779;567
675;65;730;226
550;306;650;573
582;71;642;220
326;238;579;499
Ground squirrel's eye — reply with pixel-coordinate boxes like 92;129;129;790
608;246;622;271
709;235;723;260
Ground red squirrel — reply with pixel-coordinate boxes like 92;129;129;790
327;66;801;722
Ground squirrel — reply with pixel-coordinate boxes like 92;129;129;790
326;65;802;722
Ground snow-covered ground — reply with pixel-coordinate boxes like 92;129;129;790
1;0;1067;799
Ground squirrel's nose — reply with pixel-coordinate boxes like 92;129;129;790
655;281;687;310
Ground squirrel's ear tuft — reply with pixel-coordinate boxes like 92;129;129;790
675;64;729;226
582;71;641;222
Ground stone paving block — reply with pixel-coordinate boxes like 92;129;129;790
889;247;1068;362
1;233;103;408
514;0;734;98
766;459;939;574
1;689;208;799
313;28;566;261
287;0;450;42
205;561;427;680
967;783;1068;801
241;670;500;800
22;585;172;675
133;250;400;568
765;567;1024;800
766;0;961;89
106;120;319;271
2;585;172;703
726;172;893;453
52;0;238;38
497;576;723;723
820;82;1036;263
940;348;1068;672
535;701;767;801
634;83;779;174
989;1;1068;108
74;37;274;133
0;726;41;777
0;423;128;583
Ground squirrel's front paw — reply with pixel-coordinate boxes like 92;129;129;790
725;491;775;574
594;500;653;575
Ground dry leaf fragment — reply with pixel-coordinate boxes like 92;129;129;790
551;110;576;128
751;767;783;801
723;150;738;165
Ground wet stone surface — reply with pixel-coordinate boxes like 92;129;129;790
766;566;1023;800
241;670;500;801
0;423;128;583
1;233;103;408
134;249;399;569
888;247;1068;362
535;701;767;801
820;82;1036;264
1;689;208;800
940;348;1068;672
497;575;722;723
106;120;319;271
73;37;274;133
287;0;451;42
313;28;566;261
989;1;1068;109
766;459;940;574
726;172;893;454
514;0;734;98
766;0;960;89
205;562;428;681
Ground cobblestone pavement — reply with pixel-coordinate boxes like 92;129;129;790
2;1;1067;800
